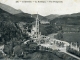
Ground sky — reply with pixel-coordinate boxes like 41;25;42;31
0;0;80;16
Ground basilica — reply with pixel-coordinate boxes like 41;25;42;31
30;14;50;44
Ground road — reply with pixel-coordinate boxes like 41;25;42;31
40;33;80;60
61;51;80;60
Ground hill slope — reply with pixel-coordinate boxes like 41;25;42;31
45;14;59;20
0;8;35;23
0;3;22;14
50;13;80;25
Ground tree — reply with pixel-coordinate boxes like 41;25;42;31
13;45;23;57
0;52;3;58
57;32;63;40
3;44;13;56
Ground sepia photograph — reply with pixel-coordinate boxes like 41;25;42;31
0;0;80;60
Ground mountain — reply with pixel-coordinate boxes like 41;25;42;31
0;3;50;22
0;3;22;14
71;13;80;16
45;14;59;20
15;13;31;17
0;7;35;23
0;3;35;23
50;13;80;25
32;14;48;21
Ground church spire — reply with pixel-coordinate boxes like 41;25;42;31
36;12;40;39
37;12;38;19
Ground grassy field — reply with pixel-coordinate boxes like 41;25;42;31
62;32;80;44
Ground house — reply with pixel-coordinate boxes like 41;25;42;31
40;20;50;24
62;25;80;33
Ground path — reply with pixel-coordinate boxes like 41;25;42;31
40;33;80;60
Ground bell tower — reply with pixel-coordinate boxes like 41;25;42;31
31;13;41;40
36;13;40;39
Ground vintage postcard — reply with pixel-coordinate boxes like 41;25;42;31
0;0;80;60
